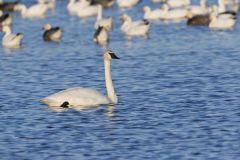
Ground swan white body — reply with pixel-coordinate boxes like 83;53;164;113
117;0;140;8
41;50;119;107
14;3;48;18
120;14;150;36
143;6;167;20
167;0;190;8
2;26;23;48
67;0;90;15
94;5;112;31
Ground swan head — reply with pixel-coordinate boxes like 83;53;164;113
104;50;119;61
143;6;151;13
42;24;52;30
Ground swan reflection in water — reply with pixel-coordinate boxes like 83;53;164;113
44;104;116;119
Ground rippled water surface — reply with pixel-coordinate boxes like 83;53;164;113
0;0;240;159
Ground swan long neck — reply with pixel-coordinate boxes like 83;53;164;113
3;27;11;36
104;59;117;104
97;5;102;20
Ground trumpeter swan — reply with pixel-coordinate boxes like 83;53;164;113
42;24;63;41
94;5;112;31
41;50;119;108
120;14;150;36
1;26;23;48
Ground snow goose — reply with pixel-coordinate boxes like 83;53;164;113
167;0;190;8
93;26;108;45
41;50;119;108
1;26;23;48
77;3;99;18
14;3;48;18
0;13;12;27
161;4;189;21
117;0;140;8
143;6;167;20
67;0;90;15
120;14;150;36
94;5;112;31
42;24;63;41
209;10;236;29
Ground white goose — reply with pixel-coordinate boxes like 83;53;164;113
41;50;119;108
117;0;140;8
188;0;210;16
14;3;48;18
94;5;113;31
77;3;99;18
120;14;150;36
1;26;23;48
161;4;189;20
167;0;190;8
143;6;167;20
67;0;90;15
93;26;108;45
209;7;236;29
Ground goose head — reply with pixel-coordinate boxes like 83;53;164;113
42;23;52;30
14;4;26;12
143;6;151;13
120;14;131;22
1;25;11;34
104;50;119;61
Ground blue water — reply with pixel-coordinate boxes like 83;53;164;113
0;0;240;159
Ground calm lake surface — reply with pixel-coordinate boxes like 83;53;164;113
0;0;240;159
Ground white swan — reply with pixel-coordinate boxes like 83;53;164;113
14;3;48;18
120;14;150;36
67;0;90;15
117;0;140;8
94;5;112;31
1;26;23;48
167;0;190;8
41;50;119;107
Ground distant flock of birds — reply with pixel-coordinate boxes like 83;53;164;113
0;0;239;108
0;0;239;49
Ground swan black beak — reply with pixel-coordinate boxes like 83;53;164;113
109;52;120;59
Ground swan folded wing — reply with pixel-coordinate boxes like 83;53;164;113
41;87;110;107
